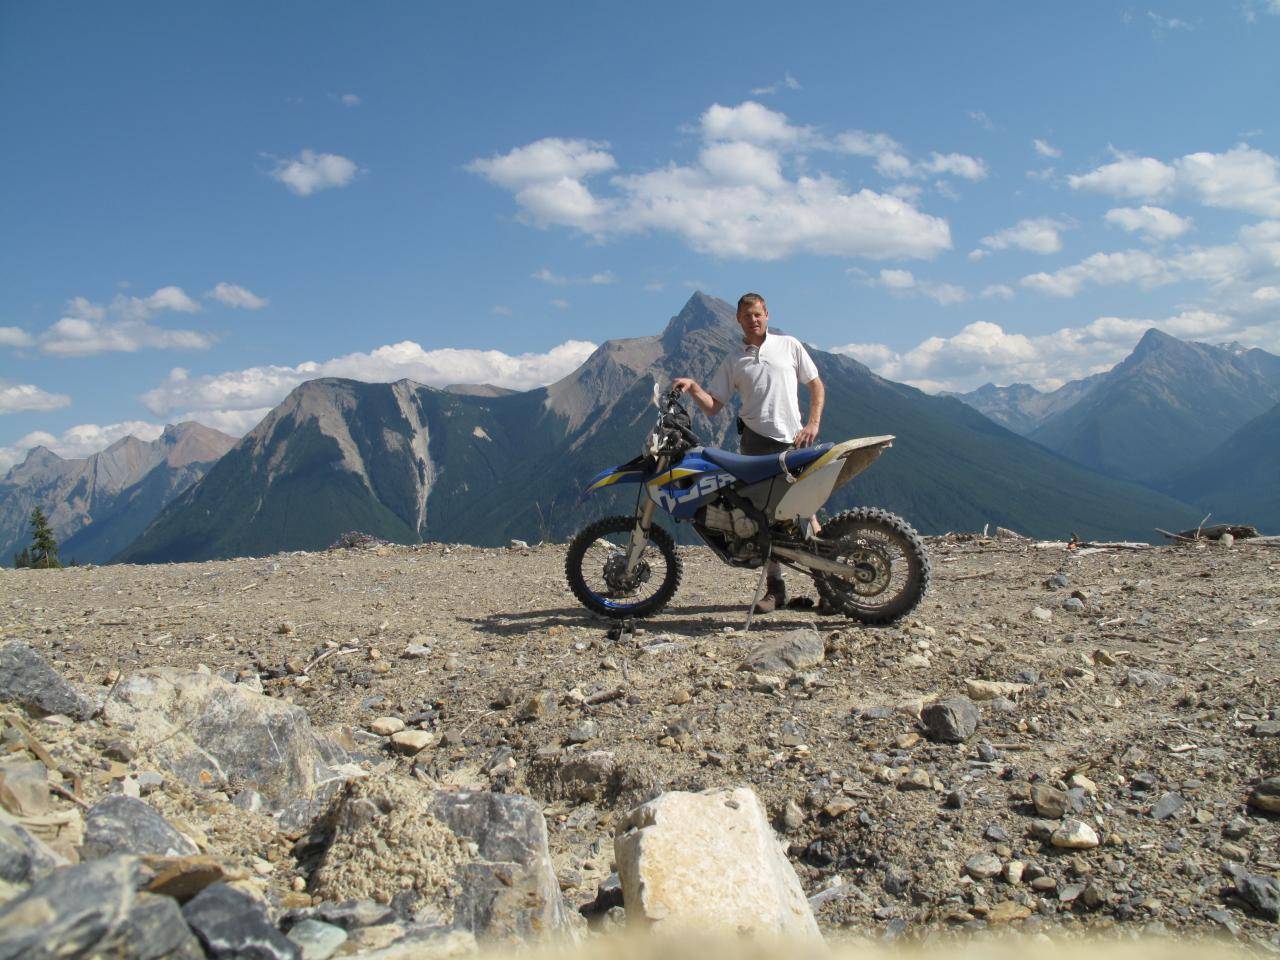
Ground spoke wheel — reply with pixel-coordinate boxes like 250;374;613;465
811;507;930;625
566;516;682;620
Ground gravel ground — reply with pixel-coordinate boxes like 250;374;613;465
3;534;1278;946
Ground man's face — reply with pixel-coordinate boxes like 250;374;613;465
737;302;769;342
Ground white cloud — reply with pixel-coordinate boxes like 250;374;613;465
139;339;600;424
208;282;269;309
1033;139;1062;159
829;307;1263;393
1069;146;1280;217
1104;205;1193;241
470;105;958;261
549;298;570;309
834;131;987;182
112;285;201;321
1021;249;1172;297
1253;285;1280;302
0;327;35;348
700;101;810;146
0;383;71;414
749;73;802;96
531;268;617;286
31;289;213;357
871;268;968;304
1147;10;1191;33
980;217;1070;255
0;420;165;473
981;284;1015;300
491;304;513;316
967;110;995;131
269;149;359;196
339;93;361;107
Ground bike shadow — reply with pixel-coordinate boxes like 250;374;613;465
461;604;834;639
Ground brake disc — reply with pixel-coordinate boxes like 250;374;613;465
603;553;651;593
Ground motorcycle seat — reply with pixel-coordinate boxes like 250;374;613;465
701;443;833;485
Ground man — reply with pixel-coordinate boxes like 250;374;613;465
672;293;824;613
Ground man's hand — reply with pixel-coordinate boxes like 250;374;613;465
671;378;723;417
793;422;820;448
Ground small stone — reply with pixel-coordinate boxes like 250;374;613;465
987;900;1031;923
1003;860;1024;884
82;795;199;860
566;719;598;744
510;539;530;550
965;852;1002;879
1234;871;1280;921
1220;842;1250;862
287;919;348;960
1252;720;1280;736
402;643;430;659
369;717;405;736
920;697;980;743
0;760;51;817
965;679;1027;701
1059;882;1085;902
1248;777;1280;813
1031;784;1070;819
1045;572;1070;590
0;641;93;719
519;691;556;721
902;653;931;669
276;622;296;635
898;769;933;791
389;730;437;755
1067;773;1097;795
1030;875;1057;892
739;627;825;673
1150;791;1185;820
1062;596;1086;613
782;800;804;832
1082;883;1106;910
1030;607;1052;622
823;797;856;818
1224;817;1252;840
1051;819;1100;849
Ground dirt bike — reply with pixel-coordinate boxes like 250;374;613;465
564;384;930;623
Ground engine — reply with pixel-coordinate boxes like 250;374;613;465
699;499;762;562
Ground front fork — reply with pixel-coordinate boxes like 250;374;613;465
623;456;665;575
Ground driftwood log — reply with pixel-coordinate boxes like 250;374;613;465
1159;523;1261;542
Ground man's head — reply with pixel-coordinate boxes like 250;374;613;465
736;293;768;344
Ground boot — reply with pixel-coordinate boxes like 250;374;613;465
753;575;787;614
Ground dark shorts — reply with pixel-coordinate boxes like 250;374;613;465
739;421;793;456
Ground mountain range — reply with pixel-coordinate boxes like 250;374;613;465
0;422;235;565
117;294;1201;563
954;330;1280;487
8;293;1275;566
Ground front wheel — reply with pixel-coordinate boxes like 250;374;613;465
811;507;930;625
565;516;683;620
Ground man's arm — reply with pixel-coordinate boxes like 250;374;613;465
793;377;824;447
672;378;724;417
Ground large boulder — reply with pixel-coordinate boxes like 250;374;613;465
102;668;352;829
0;642;92;720
0;854;204;960
313;778;575;945
82;796;199;861
0;808;67;892
430;790;575;944
182;882;300;960
614;786;821;941
739;627;825;674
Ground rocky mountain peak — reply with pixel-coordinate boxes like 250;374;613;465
661;292;737;349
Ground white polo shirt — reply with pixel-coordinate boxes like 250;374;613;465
707;332;820;443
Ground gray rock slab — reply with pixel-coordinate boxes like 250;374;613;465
739;627;825;673
82;795;199;861
102;668;351;830
921;697;980;743
286;919;347;960
0;807;66;887
0;854;204;960
429;790;575;944
182;882;300;960
0;642;92;720
1234;871;1280;921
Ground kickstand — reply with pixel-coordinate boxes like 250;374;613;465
742;563;770;633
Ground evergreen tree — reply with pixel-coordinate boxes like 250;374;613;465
21;507;61;569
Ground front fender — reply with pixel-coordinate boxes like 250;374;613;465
582;455;654;499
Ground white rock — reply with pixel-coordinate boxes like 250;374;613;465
965;679;1028;701
370;717;406;736
1050;818;1100;849
1030;607;1053;622
614;786;821;941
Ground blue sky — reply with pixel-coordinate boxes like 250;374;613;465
3;1;1279;468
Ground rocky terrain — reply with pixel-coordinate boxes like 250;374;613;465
2;533;1279;955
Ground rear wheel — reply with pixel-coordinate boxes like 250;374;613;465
811;507;930;625
565;516;682;620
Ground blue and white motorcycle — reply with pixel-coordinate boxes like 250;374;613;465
565;385;930;623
